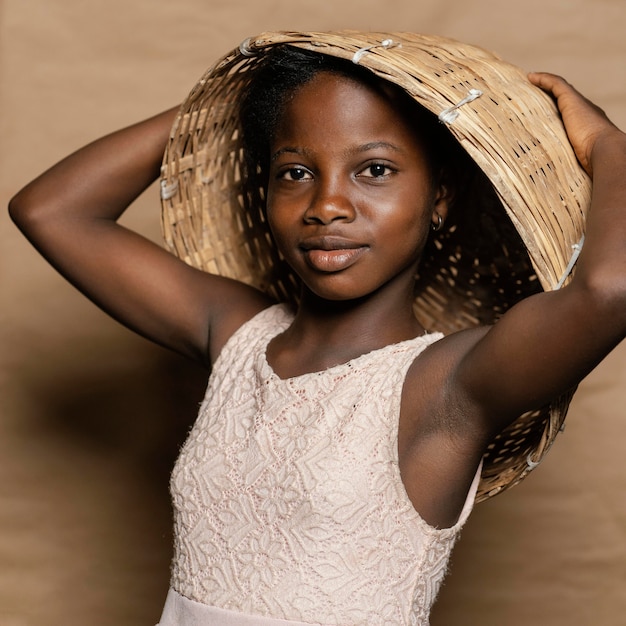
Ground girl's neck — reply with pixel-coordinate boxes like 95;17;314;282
267;287;425;379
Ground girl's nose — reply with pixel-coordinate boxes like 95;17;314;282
303;183;356;225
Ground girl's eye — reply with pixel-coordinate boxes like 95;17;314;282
359;163;394;178
280;167;311;181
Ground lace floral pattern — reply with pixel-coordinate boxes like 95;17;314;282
169;305;477;625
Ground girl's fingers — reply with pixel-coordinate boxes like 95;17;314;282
528;71;618;176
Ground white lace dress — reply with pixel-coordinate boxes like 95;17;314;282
158;304;480;626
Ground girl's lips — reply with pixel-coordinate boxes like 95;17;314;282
302;246;367;272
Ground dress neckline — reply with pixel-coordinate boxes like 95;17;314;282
260;305;442;383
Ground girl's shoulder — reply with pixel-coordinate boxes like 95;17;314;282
211;302;293;367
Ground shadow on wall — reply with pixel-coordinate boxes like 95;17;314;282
5;332;209;625
16;336;209;478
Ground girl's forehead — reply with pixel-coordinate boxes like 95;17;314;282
280;71;412;128
270;73;432;170
291;69;402;104
275;71;431;152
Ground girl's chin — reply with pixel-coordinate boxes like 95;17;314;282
299;280;379;306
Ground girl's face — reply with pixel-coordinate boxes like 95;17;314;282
266;71;449;303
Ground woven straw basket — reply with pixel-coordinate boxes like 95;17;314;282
160;31;591;502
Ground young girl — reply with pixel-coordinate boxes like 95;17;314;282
9;31;626;625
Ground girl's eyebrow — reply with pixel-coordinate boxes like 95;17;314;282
354;141;403;154
271;141;402;162
271;146;308;162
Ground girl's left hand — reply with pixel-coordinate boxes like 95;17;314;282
528;71;624;176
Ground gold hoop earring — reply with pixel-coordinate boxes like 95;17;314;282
431;213;444;232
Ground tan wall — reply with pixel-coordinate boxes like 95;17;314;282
2;1;625;624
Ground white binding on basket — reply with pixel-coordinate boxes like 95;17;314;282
160;179;179;200
438;88;483;124
352;38;401;64
554;235;585;289
526;453;541;470
239;37;256;57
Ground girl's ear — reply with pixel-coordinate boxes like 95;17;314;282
431;179;453;230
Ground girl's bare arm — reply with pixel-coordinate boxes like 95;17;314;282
8;110;272;366
451;73;626;438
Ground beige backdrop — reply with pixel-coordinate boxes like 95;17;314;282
2;1;625;624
